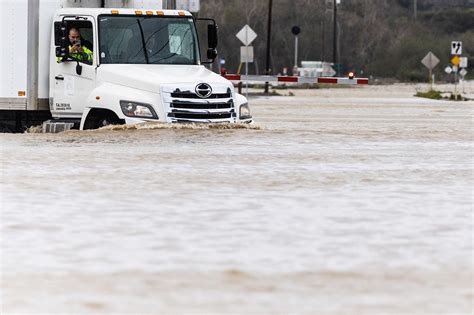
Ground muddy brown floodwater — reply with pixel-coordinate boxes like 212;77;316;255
1;83;473;314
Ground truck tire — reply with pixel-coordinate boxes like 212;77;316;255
83;110;123;130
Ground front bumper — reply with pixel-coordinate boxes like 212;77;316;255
161;84;239;123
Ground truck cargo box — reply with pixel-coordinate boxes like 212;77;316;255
0;0;164;111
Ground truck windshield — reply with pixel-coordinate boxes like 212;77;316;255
98;15;200;65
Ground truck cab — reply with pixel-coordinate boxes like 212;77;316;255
0;0;252;132
51;8;252;129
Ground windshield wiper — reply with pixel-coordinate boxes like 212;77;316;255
136;19;149;64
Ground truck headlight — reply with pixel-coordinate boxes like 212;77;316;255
239;103;252;120
120;101;158;119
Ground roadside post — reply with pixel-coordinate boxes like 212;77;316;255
451;41;462;100
459;57;468;94
236;25;258;97
451;55;461;100
444;65;454;97
291;26;301;76
421;51;440;90
459;68;468;94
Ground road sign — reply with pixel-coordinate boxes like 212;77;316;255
460;57;468;68
236;25;257;46
451;56;461;66
459;68;467;77
451;41;462;55
176;0;200;12
240;46;254;63
323;63;337;77
444;66;452;74
421;52;440;70
237;25;257;97
291;26;301;36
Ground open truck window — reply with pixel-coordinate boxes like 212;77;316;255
98;16;199;65
55;20;94;65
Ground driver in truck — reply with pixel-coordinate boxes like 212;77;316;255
65;28;93;64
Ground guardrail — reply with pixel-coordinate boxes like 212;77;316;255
222;74;369;86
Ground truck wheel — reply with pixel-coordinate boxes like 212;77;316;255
84;111;122;130
97;116;119;128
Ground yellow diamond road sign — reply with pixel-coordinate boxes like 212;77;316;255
451;56;461;66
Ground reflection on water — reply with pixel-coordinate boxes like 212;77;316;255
1;86;473;313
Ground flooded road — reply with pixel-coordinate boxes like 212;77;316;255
1;84;473;314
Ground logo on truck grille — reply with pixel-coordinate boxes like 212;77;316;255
195;83;213;98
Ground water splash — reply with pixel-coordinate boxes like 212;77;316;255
98;122;261;131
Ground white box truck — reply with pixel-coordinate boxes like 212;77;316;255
0;0;252;132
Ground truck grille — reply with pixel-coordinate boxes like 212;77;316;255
171;100;233;110
171;91;231;99
161;85;236;123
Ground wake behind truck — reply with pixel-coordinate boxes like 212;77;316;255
0;0;252;132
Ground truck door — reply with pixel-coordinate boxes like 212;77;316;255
51;17;96;118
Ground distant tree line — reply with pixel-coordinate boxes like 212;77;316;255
196;0;473;81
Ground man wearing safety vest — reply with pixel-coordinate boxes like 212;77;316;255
61;28;93;64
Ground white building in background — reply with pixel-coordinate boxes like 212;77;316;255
297;61;337;78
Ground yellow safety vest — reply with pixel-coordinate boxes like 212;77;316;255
57;45;93;64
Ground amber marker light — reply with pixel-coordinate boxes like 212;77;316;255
96;96;101;100
146;11;153;15
135;10;143;15
18;91;26;97
178;11;186;16
157;11;164;15
111;10;119;14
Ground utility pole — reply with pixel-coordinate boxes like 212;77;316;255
166;0;176;9
414;0;417;19
264;0;273;94
333;0;338;73
291;26;301;75
294;35;298;70
321;21;325;61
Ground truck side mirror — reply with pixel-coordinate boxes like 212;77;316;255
54;22;69;60
207;48;217;60
197;18;218;64
208;24;218;49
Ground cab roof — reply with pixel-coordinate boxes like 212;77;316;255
55;8;193;18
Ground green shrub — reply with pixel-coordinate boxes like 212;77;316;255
415;90;442;100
